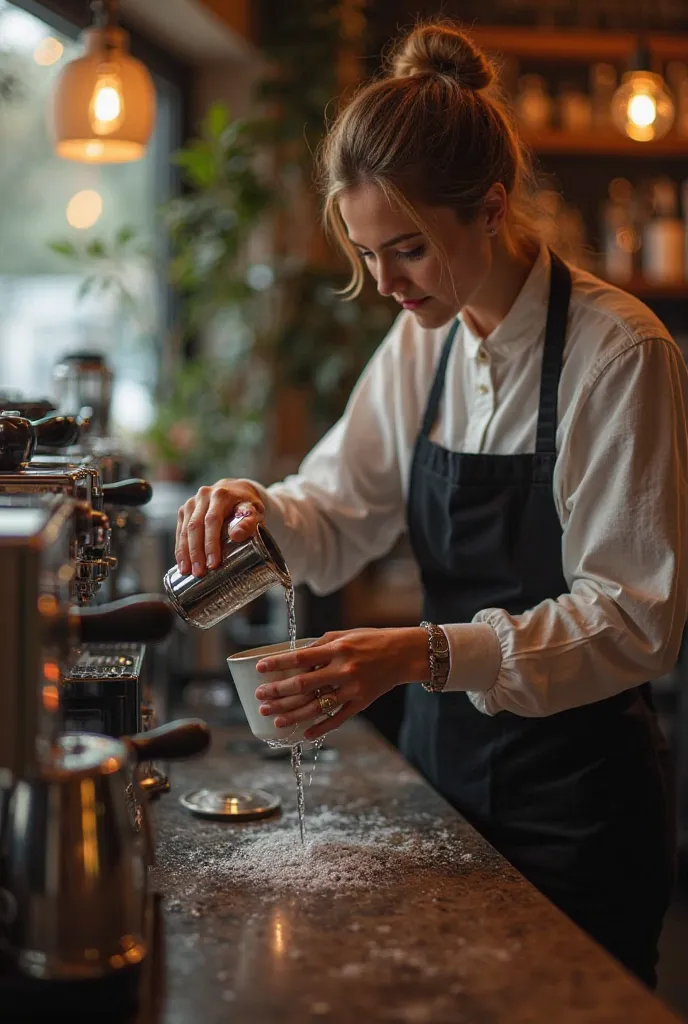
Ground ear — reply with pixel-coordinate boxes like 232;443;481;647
483;183;507;236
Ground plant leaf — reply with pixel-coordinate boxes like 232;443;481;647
86;239;106;258
49;240;77;258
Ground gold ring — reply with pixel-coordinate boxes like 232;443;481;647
317;691;338;716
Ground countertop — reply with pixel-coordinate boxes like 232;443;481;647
151;720;684;1024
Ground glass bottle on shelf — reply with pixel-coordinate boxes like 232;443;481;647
515;74;553;132
601;178;639;285
666;61;688;137
559;81;592;133
643;177;684;284
590;62;618;132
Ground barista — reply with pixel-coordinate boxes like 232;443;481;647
175;22;688;989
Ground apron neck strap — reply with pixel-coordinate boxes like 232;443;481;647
535;250;571;455
420;249;572;452
420;319;459;437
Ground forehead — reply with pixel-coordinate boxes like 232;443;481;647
338;183;418;246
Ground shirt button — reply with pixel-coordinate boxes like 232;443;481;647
477;350;489;363
477;384;489;395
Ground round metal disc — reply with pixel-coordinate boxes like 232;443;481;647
180;788;281;821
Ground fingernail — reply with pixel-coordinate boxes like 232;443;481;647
206;553;216;569
259;703;271;715
192;561;202;575
255;687;266;699
179;562;189;575
275;717;287;728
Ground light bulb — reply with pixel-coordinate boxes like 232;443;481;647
611;71;675;142
89;65;125;136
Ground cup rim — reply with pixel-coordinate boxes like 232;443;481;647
227;637;317;663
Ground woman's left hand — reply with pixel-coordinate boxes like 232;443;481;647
254;626;429;740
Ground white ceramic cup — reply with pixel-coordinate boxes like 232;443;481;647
228;638;327;744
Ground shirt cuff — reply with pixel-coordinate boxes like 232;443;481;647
440;622;502;696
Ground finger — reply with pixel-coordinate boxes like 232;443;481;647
304;702;355;740
259;680;346;715
175;499;196;574
187;488;212;575
272;691;347;729
227;502;263;543
256;643;337;676
203;488;236;569
255;664;340;701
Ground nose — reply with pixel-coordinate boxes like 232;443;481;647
376;262;403;298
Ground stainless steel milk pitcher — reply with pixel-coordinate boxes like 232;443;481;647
163;522;291;629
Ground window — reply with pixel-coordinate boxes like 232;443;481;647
0;0;180;434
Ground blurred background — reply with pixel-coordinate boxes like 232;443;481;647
2;0;688;1008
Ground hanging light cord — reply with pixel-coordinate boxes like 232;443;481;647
90;0;119;30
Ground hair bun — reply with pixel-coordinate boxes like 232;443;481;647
391;24;494;92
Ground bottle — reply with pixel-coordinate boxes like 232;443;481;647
643;178;684;284
515;74;553;132
589;63;617;131
559;82;592;133
666;61;688;137
602;178;639;284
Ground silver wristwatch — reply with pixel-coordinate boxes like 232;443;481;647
420;621;450;693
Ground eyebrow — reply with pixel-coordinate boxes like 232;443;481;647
351;232;423;251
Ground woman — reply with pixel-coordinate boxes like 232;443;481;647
175;23;688;987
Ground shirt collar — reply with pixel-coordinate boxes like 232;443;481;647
459;245;551;357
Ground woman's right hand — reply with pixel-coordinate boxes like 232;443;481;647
175;479;266;577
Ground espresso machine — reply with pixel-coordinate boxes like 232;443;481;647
0;411;171;804
0;496;211;1012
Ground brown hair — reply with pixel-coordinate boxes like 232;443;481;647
318;21;540;297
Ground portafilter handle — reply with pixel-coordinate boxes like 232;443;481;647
31;413;80;449
125;718;211;762
76;594;175;644
102;478;153;507
0;412;80;470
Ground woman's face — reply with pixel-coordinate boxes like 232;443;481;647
338;183;495;330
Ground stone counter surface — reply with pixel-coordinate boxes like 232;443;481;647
152;720;684;1024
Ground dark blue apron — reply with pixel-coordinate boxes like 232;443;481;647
401;252;675;988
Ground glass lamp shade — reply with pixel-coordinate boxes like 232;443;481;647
610;70;675;142
51;27;155;163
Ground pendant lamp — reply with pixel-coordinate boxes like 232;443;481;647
50;0;155;163
611;38;675;143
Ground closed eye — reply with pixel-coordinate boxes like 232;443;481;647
358;244;427;262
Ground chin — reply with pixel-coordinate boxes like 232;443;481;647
412;301;458;330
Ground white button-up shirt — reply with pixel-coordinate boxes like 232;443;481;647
253;247;688;717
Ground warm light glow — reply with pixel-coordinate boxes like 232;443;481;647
34;36;64;66
628;93;657;128
38;594;59;616
66;189;103;229
611;71;675;142
271;909;287;957
80;777;100;881
89;67;124;135
43;660;60;684
42;683;60;712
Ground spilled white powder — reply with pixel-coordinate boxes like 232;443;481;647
156;804;485;900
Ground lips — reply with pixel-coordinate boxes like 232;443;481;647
401;298;428;310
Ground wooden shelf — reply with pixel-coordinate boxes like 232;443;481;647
470;26;688;63
617;276;688;299
524;129;688;157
